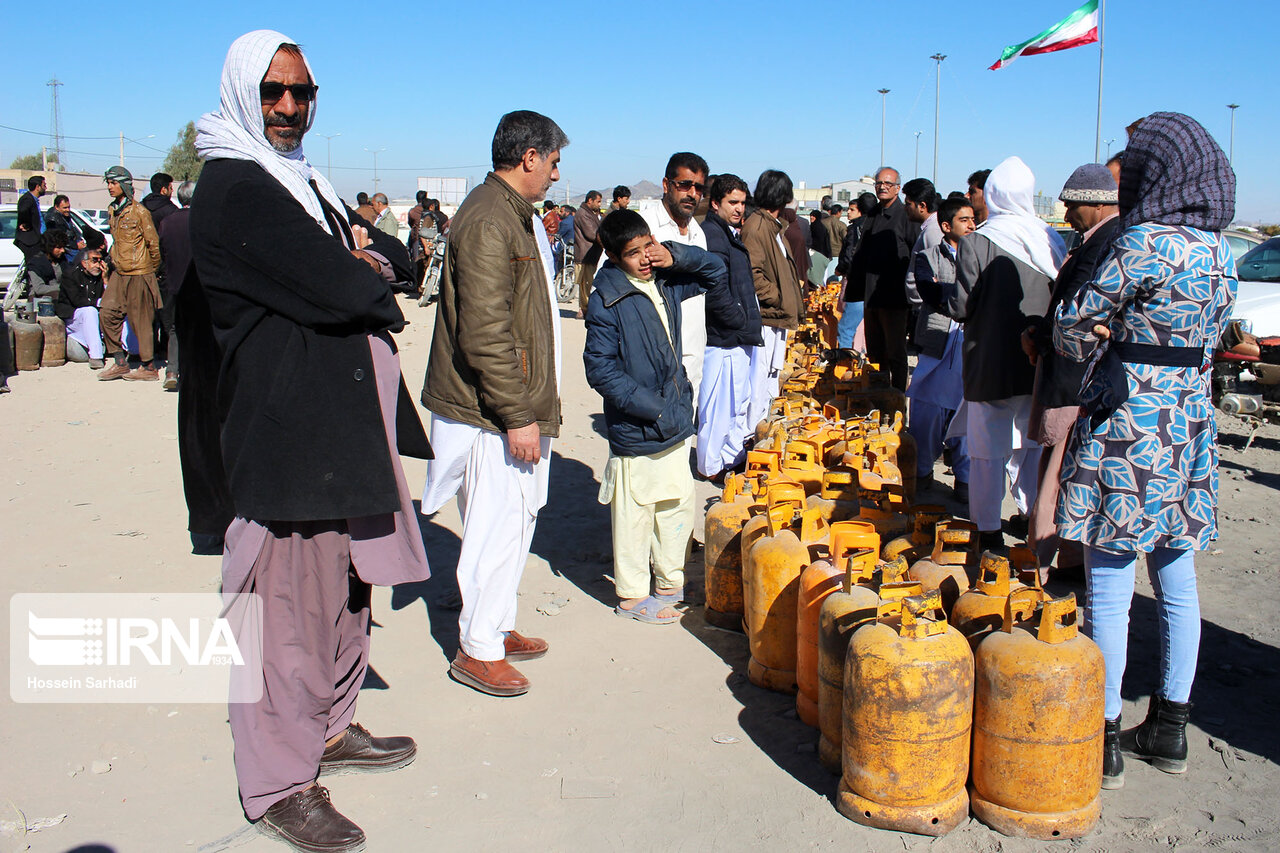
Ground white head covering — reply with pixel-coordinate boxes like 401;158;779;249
195;30;345;236
976;155;1066;279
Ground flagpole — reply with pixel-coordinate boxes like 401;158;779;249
1095;0;1106;162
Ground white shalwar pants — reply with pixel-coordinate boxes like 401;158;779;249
599;444;695;600
65;306;104;359
747;326;788;433
421;414;551;661
682;294;706;408
697;344;754;477
963;396;1041;532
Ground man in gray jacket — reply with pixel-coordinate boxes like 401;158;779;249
908;196;975;501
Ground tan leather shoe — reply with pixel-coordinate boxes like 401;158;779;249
319;723;416;776
503;630;548;661
257;785;365;852
450;650;529;696
97;361;130;381
123;365;160;381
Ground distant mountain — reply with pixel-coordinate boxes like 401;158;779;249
567;179;663;206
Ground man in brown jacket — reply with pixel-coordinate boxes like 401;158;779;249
98;165;164;381
742;169;803;429
421;109;568;697
572;190;603;318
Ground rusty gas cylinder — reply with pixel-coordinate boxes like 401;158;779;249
908;519;979;615
781;438;825;496
12;319;43;371
703;473;763;631
37;315;66;367
838;590;973;836
952;551;1032;648
882;504;948;563
970;590;1105;840
744;506;827;694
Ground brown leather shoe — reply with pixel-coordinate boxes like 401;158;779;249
450;650;530;696
319;723;416;776
123;365;160;381
257;785;365;853
97;361;130;381
503;630;548;661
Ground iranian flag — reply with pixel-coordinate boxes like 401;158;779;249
989;0;1100;70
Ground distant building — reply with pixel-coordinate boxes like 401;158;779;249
0;168;113;209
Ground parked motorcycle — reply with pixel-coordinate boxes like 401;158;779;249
1213;320;1280;448
418;227;447;306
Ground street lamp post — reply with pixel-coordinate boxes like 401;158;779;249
1227;103;1239;164
914;131;923;177
364;147;386;193
930;53;946;183
1104;138;1116;159
877;88;890;167
319;132;341;180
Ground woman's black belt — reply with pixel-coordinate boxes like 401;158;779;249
1084;341;1205;427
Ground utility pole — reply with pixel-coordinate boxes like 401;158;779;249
931;53;946;184
47;78;64;168
1227;104;1240;164
914;131;923;177
364;147;386;193
319;132;341;180
119;132;125;167
877;88;890;167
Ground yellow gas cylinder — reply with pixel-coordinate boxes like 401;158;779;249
806;467;862;522
781;438;825;496
952;550;1048;648
838;590;974;836
908;520;979;615
703;474;763;631
970;591;1105;840
882;504;948;563
797;520;875;727
739;481;805;636
744;506;828;693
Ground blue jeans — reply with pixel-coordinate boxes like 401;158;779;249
1083;546;1200;721
837;300;864;349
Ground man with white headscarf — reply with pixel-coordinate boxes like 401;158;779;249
181;31;430;852
930;155;1066;551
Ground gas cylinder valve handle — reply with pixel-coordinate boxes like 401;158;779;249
1036;594;1080;644
900;590;948;638
975;552;1012;597
1000;587;1043;633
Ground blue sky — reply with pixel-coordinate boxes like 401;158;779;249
3;0;1274;220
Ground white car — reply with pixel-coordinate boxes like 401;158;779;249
1233;237;1280;337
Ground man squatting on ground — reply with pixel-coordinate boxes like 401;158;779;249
420;110;565;698
584;209;743;623
181;30;431;852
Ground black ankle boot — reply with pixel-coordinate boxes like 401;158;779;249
1102;717;1124;789
1121;695;1191;774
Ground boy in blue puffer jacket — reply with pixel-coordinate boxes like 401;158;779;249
584;209;744;624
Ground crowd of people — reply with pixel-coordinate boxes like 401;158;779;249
4;27;1237;853
6;169;192;391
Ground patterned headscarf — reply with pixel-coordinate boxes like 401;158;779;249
1119;111;1235;232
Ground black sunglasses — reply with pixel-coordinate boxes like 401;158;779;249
259;82;318;103
670;179;706;194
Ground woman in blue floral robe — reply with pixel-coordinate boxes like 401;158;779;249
1053;112;1237;789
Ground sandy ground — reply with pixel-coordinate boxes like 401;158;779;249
2;293;1279;853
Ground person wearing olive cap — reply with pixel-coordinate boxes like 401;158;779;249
98;165;164;381
1021;163;1120;577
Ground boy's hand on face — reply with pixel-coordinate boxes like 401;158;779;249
645;240;673;270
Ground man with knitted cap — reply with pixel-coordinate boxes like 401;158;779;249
181;30;431;852
1022;163;1120;575
97;164;163;381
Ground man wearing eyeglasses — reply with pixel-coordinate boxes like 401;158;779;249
642;152;710;403
182;31;428;852
845;166;920;391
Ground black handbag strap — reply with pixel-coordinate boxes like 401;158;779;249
1112;341;1204;367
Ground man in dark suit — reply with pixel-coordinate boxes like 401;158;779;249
13;175;46;260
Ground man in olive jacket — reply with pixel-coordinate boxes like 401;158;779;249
421;110;568;698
